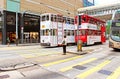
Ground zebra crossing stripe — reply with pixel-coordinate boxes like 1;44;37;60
76;60;111;79
106;66;120;79
60;58;97;72
42;56;82;67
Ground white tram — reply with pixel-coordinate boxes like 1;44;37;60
40;13;75;47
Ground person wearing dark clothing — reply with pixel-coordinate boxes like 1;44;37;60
61;35;67;55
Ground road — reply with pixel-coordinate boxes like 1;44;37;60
0;42;120;79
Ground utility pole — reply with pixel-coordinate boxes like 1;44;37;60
21;12;24;44
77;15;82;52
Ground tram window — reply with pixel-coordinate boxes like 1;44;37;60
63;17;66;23
81;30;85;35
67;30;70;36
53;29;57;36
66;19;70;24
51;15;53;21
42;16;46;21
79;30;82;35
54;15;57;22
88;30;92;35
45;29;49;36
71;19;74;24
46;15;49;21
50;29;57;36
57;16;63;23
64;30;67;36
41;30;44;36
70;30;74;36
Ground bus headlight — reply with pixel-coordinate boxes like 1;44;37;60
109;41;114;47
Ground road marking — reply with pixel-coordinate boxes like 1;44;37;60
76;60;111;79
42;56;82;67
60;58;97;72
20;54;35;58
106;66;120;79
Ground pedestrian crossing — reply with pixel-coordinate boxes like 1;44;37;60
76;60;111;79
60;58;97;72
106;66;120;79
42;56;82;67
40;56;120;79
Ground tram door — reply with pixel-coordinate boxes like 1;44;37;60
57;15;63;45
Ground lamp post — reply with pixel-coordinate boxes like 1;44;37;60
21;10;30;44
16;12;18;46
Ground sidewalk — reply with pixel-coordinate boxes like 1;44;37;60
0;43;41;47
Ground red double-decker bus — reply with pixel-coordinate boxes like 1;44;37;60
74;14;106;46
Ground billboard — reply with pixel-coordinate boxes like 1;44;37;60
83;0;94;7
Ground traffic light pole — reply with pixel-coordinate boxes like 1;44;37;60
77;15;82;52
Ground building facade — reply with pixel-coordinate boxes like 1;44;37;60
0;0;94;44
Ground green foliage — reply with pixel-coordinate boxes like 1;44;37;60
106;20;111;34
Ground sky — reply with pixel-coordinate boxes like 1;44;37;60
95;0;120;5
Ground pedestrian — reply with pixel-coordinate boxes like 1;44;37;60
7;37;10;47
61;35;67;55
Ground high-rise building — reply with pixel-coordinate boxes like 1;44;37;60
0;0;84;17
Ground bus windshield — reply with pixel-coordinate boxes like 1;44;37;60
113;11;120;21
111;30;120;42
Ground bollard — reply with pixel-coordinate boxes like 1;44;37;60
77;40;82;52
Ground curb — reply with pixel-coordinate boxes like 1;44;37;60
67;51;88;55
0;63;37;71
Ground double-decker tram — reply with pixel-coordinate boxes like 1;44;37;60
74;14;106;46
109;10;120;50
40;13;75;47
